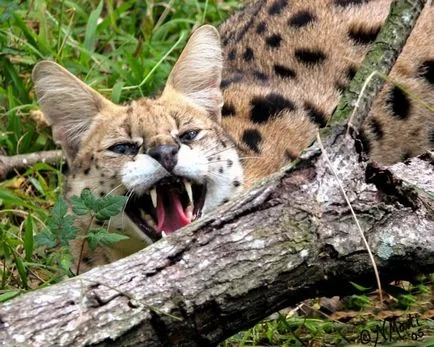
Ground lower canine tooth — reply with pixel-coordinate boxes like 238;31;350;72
150;188;157;208
162;231;167;238
185;205;193;220
140;210;156;228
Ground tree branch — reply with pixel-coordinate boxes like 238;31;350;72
332;0;426;129
0;150;64;180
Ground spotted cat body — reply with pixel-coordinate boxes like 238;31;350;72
33;0;434;271
220;0;434;185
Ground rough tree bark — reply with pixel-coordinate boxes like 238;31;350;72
0;1;432;346
0;150;64;180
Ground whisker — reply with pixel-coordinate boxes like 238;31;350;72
204;145;236;158
118;189;135;231
202;143;226;155
106;183;124;196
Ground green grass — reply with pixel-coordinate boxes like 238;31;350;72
0;1;433;345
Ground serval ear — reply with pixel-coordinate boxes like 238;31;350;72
32;61;114;163
162;25;223;122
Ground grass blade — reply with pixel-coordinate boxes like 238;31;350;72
24;215;34;262
83;0;103;53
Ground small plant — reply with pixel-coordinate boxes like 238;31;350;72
36;189;129;274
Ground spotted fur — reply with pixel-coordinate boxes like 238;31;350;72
220;0;434;185
33;0;434;271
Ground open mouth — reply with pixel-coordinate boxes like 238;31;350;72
125;177;207;241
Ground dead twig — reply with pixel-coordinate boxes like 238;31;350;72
0;150;64;180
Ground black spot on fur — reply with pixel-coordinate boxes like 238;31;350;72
274;64;296;79
99;192;105;197
83;256;93;265
219;167;224;174
268;0;287;15
334;81;347;92
265;34;282;48
228;49;236;60
250;93;296;123
220;73;243;89
222;102;236;117
418;60;434;84
387;86;411;119
401;151;412;162
233;180;241;187
256;21;267;34
356;129;371;155
208;157;213;162
347;65;358;80
304;102;327;127
295;48;326;65
243;47;254;62
253;71;269;81
227;159;233;167
242;129;262;153
288;10;316;28
335;0;369;6
348;25;381;45
233;0;265;43
429;128;434;146
368;118;384;140
84;168;90;175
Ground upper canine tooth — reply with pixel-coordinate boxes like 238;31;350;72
184;180;193;204
150;187;158;208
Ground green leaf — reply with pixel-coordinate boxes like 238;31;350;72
70;195;90;216
81;189;98;210
86;228;129;250
112;80;124;103
51;197;68;220
58;216;80;246
83;0;103;52
35;230;57;248
398;293;417;307
349;281;371;292
0;290;20;303
94;195;128;220
23;215;34;262
304;320;318;334
14;256;27;289
59;252;74;274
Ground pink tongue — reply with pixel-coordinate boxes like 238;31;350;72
156;190;191;234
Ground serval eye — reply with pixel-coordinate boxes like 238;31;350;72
108;143;139;155
179;130;199;142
